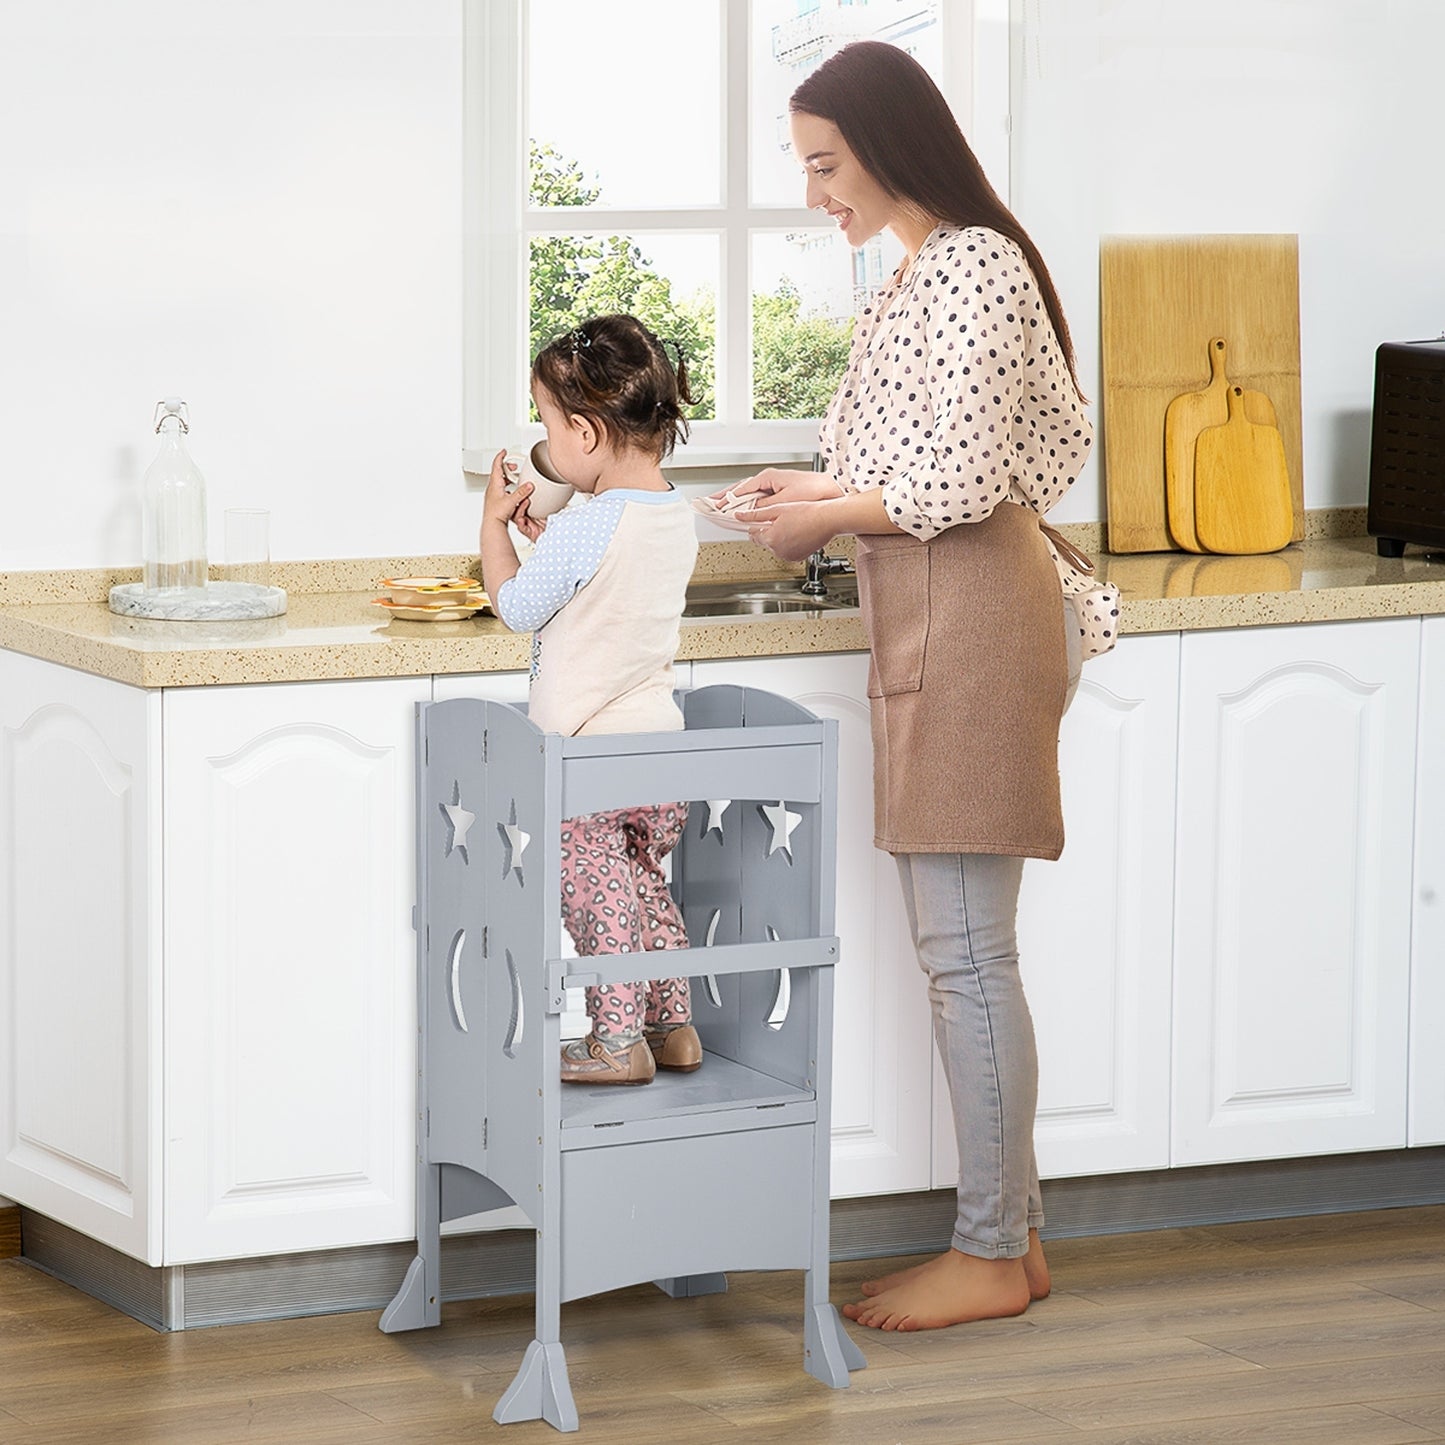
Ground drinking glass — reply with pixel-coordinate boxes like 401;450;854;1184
224;508;271;586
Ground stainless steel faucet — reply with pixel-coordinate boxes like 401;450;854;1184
801;550;853;596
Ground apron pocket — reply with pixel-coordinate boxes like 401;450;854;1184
857;535;930;698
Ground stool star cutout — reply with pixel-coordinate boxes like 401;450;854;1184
497;799;530;882
440;783;476;864
759;801;802;859
703;799;731;839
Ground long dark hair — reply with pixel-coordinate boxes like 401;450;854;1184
532;314;693;460
791;41;1082;395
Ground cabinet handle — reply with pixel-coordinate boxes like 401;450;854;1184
504;949;524;1057
448;929;468;1033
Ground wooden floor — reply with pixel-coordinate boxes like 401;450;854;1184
2;1206;1444;1443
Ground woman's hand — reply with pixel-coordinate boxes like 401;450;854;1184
709;468;844;508
746;499;840;563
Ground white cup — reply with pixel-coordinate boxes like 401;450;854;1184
224;508;271;586
504;441;574;518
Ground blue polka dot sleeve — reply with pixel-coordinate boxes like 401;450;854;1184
494;496;624;633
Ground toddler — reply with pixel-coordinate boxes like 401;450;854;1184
481;314;700;1086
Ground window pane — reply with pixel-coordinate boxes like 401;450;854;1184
528;1;721;209
529;231;718;420
750;0;943;208
752;228;886;421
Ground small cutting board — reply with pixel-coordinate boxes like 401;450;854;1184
1165;337;1280;552
1193;385;1294;554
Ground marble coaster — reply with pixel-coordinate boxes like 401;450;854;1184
108;581;288;620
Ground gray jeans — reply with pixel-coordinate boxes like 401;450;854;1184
894;851;1042;1260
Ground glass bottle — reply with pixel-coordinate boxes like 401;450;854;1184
142;398;208;592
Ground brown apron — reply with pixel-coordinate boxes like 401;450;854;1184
856;502;1067;859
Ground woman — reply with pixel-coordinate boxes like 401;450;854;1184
727;41;1092;1332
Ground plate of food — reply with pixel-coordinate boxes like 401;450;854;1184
372;596;491;622
379;575;486;608
375;575;490;620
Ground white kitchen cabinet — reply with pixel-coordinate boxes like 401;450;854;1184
691;654;933;1199
162;677;431;1263
5;601;1444;1284
1171;619;1420;1166
1411;616;1445;1146
0;652;161;1262
931;633;1182;1186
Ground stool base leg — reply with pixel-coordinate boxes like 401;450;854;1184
378;1255;438;1333
494;1339;578;1433
805;1301;866;1387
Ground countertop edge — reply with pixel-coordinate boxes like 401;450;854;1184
1120;579;1445;635
5;529;1445;688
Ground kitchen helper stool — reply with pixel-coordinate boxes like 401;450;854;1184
380;685;864;1432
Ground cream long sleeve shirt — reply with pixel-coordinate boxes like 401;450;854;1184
819;224;1092;535
494;489;697;738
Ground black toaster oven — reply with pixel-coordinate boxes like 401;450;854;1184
1368;339;1445;557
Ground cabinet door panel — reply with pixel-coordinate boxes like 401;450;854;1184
0;654;159;1262
1412;617;1445;1145
1172;620;1418;1165
929;635;1179;1184
1025;634;1179;1179
692;656;932;1198
164;677;429;1262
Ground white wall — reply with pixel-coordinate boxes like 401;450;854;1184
1013;0;1445;525
0;1;470;571
2;2;1442;569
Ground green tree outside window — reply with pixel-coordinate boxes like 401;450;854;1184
528;142;850;425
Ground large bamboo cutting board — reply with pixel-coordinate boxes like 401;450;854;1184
1101;235;1304;553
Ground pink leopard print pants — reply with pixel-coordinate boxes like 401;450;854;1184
559;802;691;1046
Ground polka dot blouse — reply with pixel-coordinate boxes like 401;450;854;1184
820;224;1093;536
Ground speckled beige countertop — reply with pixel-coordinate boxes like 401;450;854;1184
3;512;1444;688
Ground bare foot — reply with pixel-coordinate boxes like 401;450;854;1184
1024;1229;1050;1300
841;1248;1030;1331
860;1229;1051;1302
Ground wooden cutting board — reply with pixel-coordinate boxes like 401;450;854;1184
1101;235;1304;553
1193;385;1294;554
1165;337;1283;552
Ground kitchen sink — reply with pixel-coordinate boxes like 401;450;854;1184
682;576;859;618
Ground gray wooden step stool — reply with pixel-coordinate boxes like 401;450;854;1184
379;684;865;1430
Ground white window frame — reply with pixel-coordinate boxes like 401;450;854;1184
461;0;1008;478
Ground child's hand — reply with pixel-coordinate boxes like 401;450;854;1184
480;449;525;601
513;499;548;544
483;449;532;528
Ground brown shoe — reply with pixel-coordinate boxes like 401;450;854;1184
560;1034;655;1085
646;1023;703;1073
